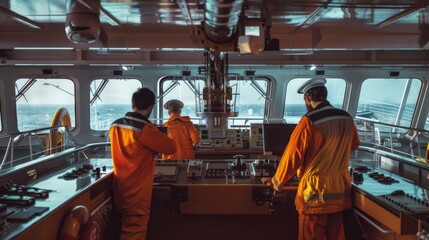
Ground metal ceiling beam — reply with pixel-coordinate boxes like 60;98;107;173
375;1;429;29
292;0;333;33
0;6;43;29
175;0;199;43
76;0;122;27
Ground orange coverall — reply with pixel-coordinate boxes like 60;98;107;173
162;113;200;160
110;112;176;240
271;101;360;240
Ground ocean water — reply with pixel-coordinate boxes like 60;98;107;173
16;102;412;132
17;104;76;131
16;103;310;131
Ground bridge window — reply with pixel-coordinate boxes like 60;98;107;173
159;77;270;127
15;78;75;131
357;78;421;128
159;77;205;124
284;78;346;123
227;78;270;127
90;79;142;131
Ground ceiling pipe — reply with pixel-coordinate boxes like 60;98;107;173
0;6;43;29
203;0;244;43
292;0;333;33
176;0;199;43
375;1;429;29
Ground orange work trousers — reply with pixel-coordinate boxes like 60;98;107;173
298;211;344;240
119;210;150;240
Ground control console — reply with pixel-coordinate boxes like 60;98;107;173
204;161;250;178
187;160;203;178
199;128;244;149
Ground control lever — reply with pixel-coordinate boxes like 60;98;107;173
232;155;246;171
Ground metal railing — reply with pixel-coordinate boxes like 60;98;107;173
355;118;429;162
0;125;79;171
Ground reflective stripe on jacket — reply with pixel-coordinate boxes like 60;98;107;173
109;112;176;213
162;113;200;160
272;101;360;214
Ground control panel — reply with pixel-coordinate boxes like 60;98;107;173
187;160;203;178
249;123;263;150
379;190;429;213
0;160;112;240
199;128;244;149
155;158;283;183
204;161;250;178
251;159;277;178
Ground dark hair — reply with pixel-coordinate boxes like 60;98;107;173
305;86;327;102
169;102;182;113
132;88;155;110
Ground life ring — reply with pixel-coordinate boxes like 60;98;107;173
59;205;99;240
44;107;72;155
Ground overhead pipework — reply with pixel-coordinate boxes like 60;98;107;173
199;0;244;54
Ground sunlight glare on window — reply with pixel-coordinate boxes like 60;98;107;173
357;78;421;128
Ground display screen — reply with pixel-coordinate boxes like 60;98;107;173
155;165;178;176
207;162;230;170
262;123;297;156
210;130;225;138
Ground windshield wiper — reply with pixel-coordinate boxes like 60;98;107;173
13;78;36;102
90;79;109;106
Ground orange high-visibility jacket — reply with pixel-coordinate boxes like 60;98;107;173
272;101;360;214
162;113;200;160
109;112;176;213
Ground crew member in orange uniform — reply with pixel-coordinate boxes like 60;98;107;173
262;78;360;240
109;88;176;240
162;99;200;160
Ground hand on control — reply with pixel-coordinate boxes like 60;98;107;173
261;177;272;186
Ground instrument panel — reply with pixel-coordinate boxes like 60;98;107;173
154;158;284;185
0;159;113;240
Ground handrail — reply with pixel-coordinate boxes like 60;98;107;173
0;125;79;171
0;142;110;176
355;117;429;134
355;118;429;162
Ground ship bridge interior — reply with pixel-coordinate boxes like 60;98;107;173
2;1;429;240
1;0;429;130
0;0;428;65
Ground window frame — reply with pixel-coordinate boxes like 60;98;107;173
158;75;272;127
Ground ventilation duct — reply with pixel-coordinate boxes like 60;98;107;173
203;0;244;43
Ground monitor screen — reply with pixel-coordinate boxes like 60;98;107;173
262;123;297;156
209;130;225;139
155;165;178;176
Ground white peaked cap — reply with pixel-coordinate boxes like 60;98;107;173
297;78;327;94
163;99;184;110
